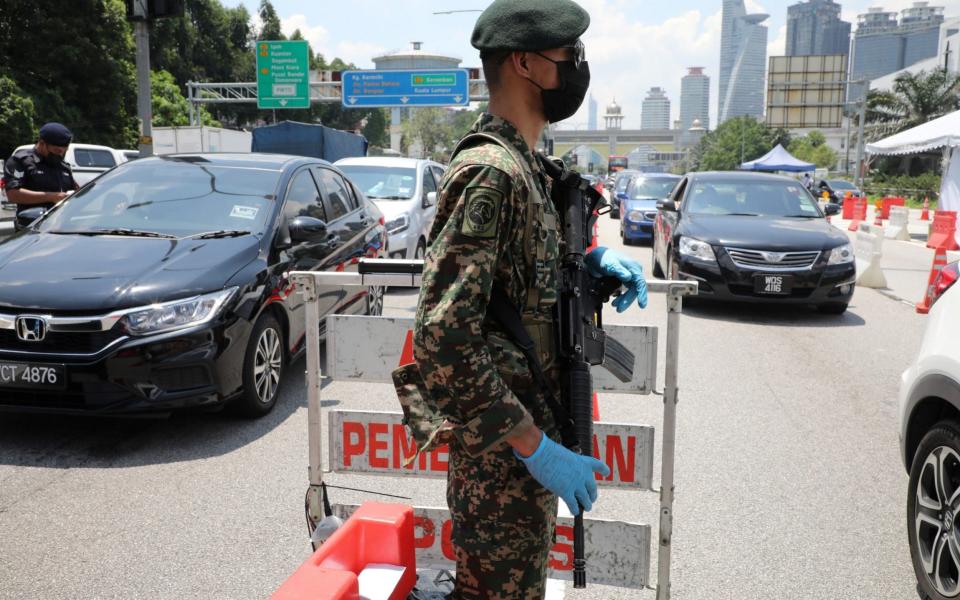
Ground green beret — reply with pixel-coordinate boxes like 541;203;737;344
471;0;590;52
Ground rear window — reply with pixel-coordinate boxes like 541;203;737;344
73;149;116;168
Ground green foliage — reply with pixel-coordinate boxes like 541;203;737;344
864;172;942;201
693;117;791;171
866;70;960;141
788;131;838;169
0;76;37;159
257;0;284;40
403;108;454;161
151;70;219;127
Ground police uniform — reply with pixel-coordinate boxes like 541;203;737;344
406;2;590;597
2;123;78;216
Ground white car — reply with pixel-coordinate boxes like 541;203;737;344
12;142;126;189
335;157;444;260
898;260;960;600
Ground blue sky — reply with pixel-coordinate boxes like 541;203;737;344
234;0;960;129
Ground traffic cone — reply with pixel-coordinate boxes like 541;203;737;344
916;246;949;314
398;330;415;366
921;197;930;221
592;391;600;422
873;203;883;227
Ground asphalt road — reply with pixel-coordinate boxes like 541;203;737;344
0;214;920;599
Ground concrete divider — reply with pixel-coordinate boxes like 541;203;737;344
855;224;887;288
885;206;911;241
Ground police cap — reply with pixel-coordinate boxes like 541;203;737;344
471;0;589;53
39;122;73;146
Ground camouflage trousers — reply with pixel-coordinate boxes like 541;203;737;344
447;439;558;599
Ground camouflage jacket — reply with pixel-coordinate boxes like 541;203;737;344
412;114;562;458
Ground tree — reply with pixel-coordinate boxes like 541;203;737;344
694;117;790;171
788;131;838;169
152;70;219;127
866;70;960;141
403;108;454;160
257;0;284;41
0;76;37;158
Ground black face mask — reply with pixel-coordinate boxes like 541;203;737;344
527;59;591;124
42;151;63;166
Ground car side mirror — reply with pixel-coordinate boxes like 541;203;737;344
15;207;46;231
657;200;678;212
289;216;330;243
423;191;437;209
823;203;840;216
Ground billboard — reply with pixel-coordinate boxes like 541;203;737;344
766;54;847;129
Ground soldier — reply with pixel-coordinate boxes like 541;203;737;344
2;123;78;217
410;0;649;597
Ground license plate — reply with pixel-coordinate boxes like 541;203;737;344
0;362;66;390
754;274;793;295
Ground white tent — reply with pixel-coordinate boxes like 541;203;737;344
866;110;960;246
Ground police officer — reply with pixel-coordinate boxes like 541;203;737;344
410;1;649;596
3;123;78;217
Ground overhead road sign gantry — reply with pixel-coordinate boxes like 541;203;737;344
256;40;310;109
341;69;471;108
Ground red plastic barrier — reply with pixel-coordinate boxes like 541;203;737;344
842;195;855;219
847;198;868;231
881;197;906;220
271;502;416;600
916;246;949;314
928;211;960;251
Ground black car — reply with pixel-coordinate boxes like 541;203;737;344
0;153;386;416
818;179;863;203
652;172;854;314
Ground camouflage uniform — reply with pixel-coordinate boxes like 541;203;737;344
412;113;562;599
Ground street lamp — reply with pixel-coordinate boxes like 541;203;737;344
432;9;483;14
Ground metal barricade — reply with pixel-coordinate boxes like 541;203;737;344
290;259;697;598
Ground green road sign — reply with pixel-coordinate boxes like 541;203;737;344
256;40;310;109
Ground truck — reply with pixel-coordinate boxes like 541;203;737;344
151;126;252;155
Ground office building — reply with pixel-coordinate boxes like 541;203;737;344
849;3;945;99
588;94;598;130
786;0;852;56
680;67;710;132
719;0;769;123
641;87;671;130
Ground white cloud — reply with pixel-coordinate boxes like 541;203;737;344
335;42;389;68
768;24;787;57
281;14;330;57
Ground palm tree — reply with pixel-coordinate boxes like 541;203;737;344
865;70;960;141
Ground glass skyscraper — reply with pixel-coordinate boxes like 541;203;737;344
641;87;671;130
719;0;769;124
786;0;852;56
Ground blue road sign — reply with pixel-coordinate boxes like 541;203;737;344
341;69;470;108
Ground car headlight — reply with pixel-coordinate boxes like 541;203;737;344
678;236;716;262
121;288;237;336
627;210;644;222
827;243;854;265
386;215;409;235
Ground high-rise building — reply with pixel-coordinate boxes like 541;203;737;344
641;87;671;130
719;0;769;124
588;94;598;130
680;67;710;132
849;3;945;99
786;0;852;56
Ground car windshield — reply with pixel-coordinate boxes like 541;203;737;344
38;158;279;237
631;178;678;199
685;179;822;218
338;165;416;200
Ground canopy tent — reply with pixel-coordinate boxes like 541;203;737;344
739;144;815;172
865;110;960;156
866;110;960;239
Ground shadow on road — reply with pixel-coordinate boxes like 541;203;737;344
0;354;342;469
683;300;867;327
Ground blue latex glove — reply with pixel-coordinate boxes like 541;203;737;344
516;434;611;515
585;247;649;312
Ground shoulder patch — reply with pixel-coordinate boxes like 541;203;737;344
461;186;502;239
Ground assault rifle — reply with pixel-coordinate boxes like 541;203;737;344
537;156;635;588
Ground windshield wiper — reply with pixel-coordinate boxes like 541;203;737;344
782;214;820;218
724;212;760;217
187;230;252;240
367;195;410;200
51;228;175;238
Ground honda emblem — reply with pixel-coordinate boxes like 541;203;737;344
15;316;47;342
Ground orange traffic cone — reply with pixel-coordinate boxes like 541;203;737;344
873;203;883;227
921;197;930;221
917;246;949;314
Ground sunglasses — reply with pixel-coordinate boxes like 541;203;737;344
535;39;586;69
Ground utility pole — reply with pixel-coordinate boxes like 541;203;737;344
854;83;868;191
132;0;153;157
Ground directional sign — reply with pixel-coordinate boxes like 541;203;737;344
256;40;310;109
341;69;470;108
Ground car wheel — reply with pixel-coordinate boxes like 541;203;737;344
652;237;665;279
366;285;385;316
236;313;285;418
817;303;848;315
414;238;426;260
909;421;960;600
